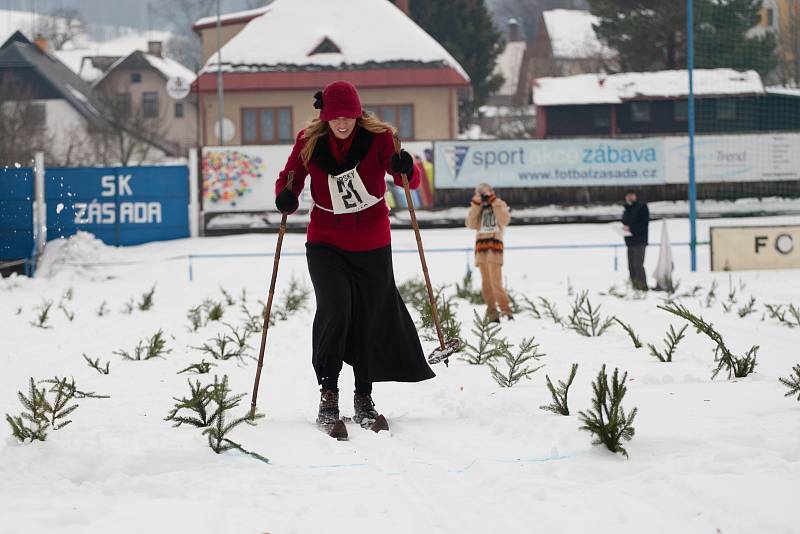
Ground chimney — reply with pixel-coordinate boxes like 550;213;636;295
394;0;410;16
147;41;164;58
34;34;48;53
508;18;521;42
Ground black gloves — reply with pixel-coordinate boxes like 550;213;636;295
275;188;298;214
390;149;414;175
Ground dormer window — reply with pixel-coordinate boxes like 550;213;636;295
309;37;341;55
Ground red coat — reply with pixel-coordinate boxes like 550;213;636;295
275;127;420;252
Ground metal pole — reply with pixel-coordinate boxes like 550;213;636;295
687;0;698;272
215;0;225;146
34;151;45;261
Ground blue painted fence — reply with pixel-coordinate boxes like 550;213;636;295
0;168;34;262
46;166;189;246
0;165;189;267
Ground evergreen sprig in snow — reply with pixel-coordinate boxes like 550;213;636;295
487;337;545;387
578;365;638;458
540;363;578;416
647;324;688;362
779;365;800;401
461;309;502;365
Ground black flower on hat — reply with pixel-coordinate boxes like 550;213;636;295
313;91;324;110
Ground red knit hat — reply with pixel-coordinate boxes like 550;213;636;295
316;80;362;121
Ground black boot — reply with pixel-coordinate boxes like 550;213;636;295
316;389;340;426
353;393;379;426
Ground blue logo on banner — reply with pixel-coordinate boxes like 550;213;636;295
444;145;470;179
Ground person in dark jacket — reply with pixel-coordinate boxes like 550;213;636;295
274;80;434;430
621;190;650;291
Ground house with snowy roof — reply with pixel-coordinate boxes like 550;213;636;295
531;9;617;78
533;69;800;138
92;43;198;154
192;0;470;145
0;30;108;165
0;31;177;165
479;18;535;138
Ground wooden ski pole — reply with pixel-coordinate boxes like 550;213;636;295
392;139;460;365
250;171;294;417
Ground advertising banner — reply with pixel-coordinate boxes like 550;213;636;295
665;133;800;184
710;225;800;271
45;166;189;246
202;141;435;213
434;138;665;189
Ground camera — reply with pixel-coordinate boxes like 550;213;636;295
480;193;490;203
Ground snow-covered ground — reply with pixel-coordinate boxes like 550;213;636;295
1;217;798;533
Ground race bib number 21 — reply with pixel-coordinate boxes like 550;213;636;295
328;167;381;215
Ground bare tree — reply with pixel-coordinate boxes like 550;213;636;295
0;75;53;167
150;0;217;70
40;8;86;51
778;1;800;85
90;84;172;166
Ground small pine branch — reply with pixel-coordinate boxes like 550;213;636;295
273;277;311;321
779;364;800;401
138;285;156;311
659;303;758;379
114;340;146;361
538;297;563;325
219;286;236;306
58;302;75;322
487;337;546;387
30;301;53;329
5;378;50;442
737;296;757;318
39;377;109;399
193;333;245;362
165;379;214;427
520;295;542;319
567;291;614;337
83;353;110;375
705;280;719;308
240;302;264;334
506;288;523;315
95;301;109;317
648;324;688;363
788;304;800;328
461;309;502;365
204;300;225;322
121;298;135;315
201;375;264;453
177;360;217;374
454;266;483;304
613;317;642;348
225;323;254;360
187;305;204;332
578;365;638;458
540;363;578;416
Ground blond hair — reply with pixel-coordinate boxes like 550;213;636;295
475;183;494;195
299;112;397;167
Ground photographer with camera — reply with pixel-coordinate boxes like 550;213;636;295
465;183;512;322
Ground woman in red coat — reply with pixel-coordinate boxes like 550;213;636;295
275;81;434;431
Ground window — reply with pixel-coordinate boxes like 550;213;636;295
630;101;651;122
674;100;688;122
174;102;184;118
29;103;46;129
592;107;610;128
142;92;158;118
131;72;141;83
241;107;293;144
117;92;132;117
716;99;737;120
364;104;414;139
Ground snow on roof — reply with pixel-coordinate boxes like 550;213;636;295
494;41;526;96
533;69;765;106
201;0;469;81
542;9;614;60
54;30;174;80
145;54;196;83
767;85;800;97
194;5;272;29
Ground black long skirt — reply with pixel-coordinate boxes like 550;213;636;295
305;242;435;383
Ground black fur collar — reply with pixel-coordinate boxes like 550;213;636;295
311;126;374;175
